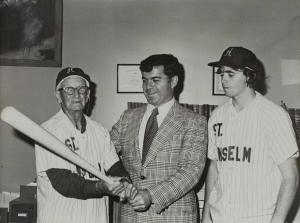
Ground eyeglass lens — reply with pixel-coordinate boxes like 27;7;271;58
63;86;88;95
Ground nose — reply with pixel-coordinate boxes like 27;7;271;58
221;74;229;83
73;89;80;97
144;80;154;91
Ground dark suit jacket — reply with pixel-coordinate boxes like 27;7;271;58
110;101;207;223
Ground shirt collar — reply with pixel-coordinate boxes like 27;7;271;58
146;98;175;114
228;91;259;111
60;109;87;133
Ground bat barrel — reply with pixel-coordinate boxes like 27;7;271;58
0;106;113;184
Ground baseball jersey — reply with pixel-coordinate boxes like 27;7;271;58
207;92;299;223
35;109;119;223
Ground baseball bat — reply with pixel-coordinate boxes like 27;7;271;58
0;106;113;184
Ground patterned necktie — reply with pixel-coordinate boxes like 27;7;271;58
142;108;159;164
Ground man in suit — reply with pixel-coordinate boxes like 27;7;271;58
111;54;208;222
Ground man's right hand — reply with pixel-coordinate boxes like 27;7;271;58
96;176;138;202
119;180;138;202
96;176;124;197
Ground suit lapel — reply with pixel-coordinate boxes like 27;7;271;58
143;102;184;167
125;107;146;165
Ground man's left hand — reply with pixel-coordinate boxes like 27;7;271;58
129;189;152;211
119;180;138;202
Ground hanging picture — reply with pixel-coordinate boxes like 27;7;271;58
0;0;62;67
117;64;143;93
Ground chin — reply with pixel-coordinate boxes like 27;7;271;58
71;105;84;111
147;100;157;106
146;96;158;105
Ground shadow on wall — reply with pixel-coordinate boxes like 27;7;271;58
14;130;34;148
84;81;97;117
261;15;300;54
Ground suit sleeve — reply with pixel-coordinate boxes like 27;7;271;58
147;115;208;213
110;111;126;154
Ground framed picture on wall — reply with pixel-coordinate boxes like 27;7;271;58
212;66;225;95
0;0;62;67
117;64;143;93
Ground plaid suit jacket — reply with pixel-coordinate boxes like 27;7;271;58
110;101;207;223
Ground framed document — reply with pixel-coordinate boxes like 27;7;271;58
117;64;143;93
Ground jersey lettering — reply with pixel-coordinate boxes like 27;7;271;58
64;137;86;176
65;137;79;151
217;146;251;162
64;137;100;178
76;165;87;177
213;123;223;136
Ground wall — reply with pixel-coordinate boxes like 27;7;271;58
1;0;299;192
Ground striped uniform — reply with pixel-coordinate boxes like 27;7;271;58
207;92;299;223
35;109;119;223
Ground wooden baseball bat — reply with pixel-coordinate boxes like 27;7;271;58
0;106;113;184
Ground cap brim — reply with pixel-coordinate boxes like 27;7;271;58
56;75;90;90
208;61;241;69
208;61;221;67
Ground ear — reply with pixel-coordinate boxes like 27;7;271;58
87;89;91;101
55;90;62;104
170;76;178;89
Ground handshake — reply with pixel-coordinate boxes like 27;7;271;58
97;176;152;211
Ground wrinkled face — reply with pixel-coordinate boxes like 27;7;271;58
220;66;248;98
142;65;178;106
56;76;90;113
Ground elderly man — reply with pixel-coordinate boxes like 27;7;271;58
111;54;208;222
35;67;134;223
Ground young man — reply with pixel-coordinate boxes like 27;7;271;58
203;47;299;223
35;67;134;223
111;54;208;222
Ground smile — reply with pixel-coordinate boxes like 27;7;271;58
147;92;157;97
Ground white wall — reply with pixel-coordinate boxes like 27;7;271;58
1;0;299;192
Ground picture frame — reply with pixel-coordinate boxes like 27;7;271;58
117;64;143;93
0;0;63;67
212;66;225;95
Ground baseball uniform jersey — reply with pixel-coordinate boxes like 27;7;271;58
35;109;119;223
207;92;299;223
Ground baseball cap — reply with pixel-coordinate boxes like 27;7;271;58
56;67;90;89
208;46;259;71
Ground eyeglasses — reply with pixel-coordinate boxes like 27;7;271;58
59;86;89;95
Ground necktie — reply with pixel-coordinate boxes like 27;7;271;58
142;108;159;164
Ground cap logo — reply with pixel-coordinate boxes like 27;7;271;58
224;47;234;57
67;67;74;73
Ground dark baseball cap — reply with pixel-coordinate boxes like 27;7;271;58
208;46;259;71
56;67;90;89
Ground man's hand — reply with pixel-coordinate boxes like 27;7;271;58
119;180;138;202
96;176;124;197
129;189;152;211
